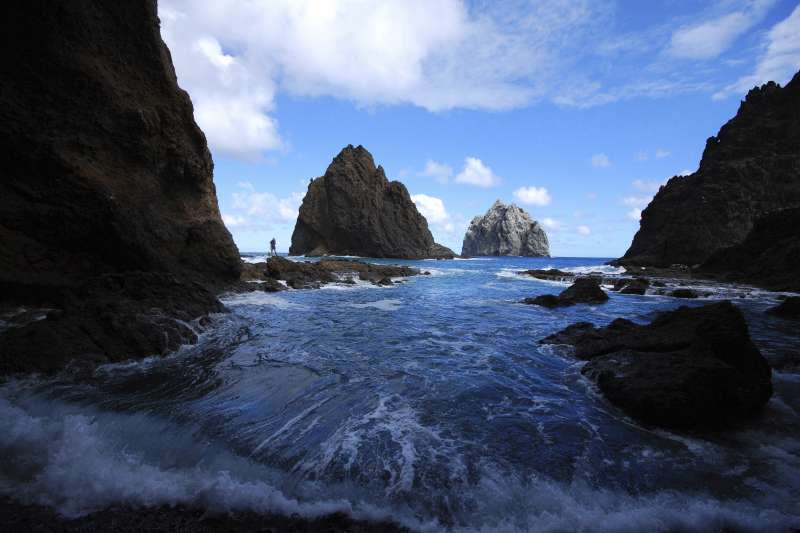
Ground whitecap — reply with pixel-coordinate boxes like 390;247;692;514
348;299;403;311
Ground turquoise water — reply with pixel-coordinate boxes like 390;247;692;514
1;256;799;531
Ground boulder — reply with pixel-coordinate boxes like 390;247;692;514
614;72;800;279
289;145;454;259
671;288;698;299
462;200;549;257
612;278;650;295
519;269;574;282
523;278;608;308
540;302;772;429
251;256;419;288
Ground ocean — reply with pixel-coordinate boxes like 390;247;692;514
1;256;798;532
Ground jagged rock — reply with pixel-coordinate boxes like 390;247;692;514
766;296;800;319
615;72;800;274
519;269;574;282
250;256;419;289
522;278;608;308
462;201;549;257
612;278;650;295
289;145;454;259
0;1;241;373
540;302;772;429
699;207;800;292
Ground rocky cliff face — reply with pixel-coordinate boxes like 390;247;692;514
0;0;241;373
461;200;549;257
290;145;454;259
616;72;800;268
0;0;241;295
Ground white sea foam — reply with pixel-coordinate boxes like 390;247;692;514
558;264;626;275
348;299;403;311
221;292;305;310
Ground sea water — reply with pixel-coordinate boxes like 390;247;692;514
1;256;799;532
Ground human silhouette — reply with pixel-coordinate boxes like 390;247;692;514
270;237;277;256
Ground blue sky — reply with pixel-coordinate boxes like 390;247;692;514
159;0;800;257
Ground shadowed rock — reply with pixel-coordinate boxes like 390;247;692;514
766;296;800;319
615;72;800;278
241;256;419;289
522;278;609;308
670;288;699;299
462;200;549;257
289;145;454;259
540;301;772;429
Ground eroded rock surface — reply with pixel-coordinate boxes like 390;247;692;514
290;145;454;259
462;201;549;257
522;278;608;308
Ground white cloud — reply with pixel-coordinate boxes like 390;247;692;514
420;160;453;184
679;169;694;176
714;5;800;99
411;194;449;223
222;213;247;227
655;148;670;158
576;225;591;235
232;186;304;223
541;217;564;231
513;186;552;206
668;11;752;60
591;153;611;167
454;157;501;187
622;195;652;208
627;208;643;221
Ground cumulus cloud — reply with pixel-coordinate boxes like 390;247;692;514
632;179;664;193
655;148;671;158
411;194;449;224
541;217;564;231
627;208;643;221
231;183;304;223
576;225;591;235
420;160;453;184
454;157;501;187
513;186;552;206
714;5;800;99
591;153;611;167
222;213;247;227
622;196;652;209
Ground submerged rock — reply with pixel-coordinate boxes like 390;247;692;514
540;302;772;429
614;72;800;281
289;145;454;259
462;201;549;257
522;278;608;308
766;296;800;319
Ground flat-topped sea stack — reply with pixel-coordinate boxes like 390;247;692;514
462;200;549;257
615;72;800;280
290;145;454;259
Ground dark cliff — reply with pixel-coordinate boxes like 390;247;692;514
290;145;454;259
0;0;241;373
0;0;241;296
616;72;800;268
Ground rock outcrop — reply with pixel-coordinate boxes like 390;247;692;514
540;302;772;429
522;277;608;307
462;201;549;257
616;72;800;270
698;207;800;292
0;1;240;373
290;145;454;259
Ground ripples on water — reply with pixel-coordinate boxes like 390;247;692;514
1;256;799;531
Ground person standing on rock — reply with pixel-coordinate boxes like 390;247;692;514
270;237;277;257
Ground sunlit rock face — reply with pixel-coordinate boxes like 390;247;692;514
461;200;549;257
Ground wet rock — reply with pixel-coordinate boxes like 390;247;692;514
766;296;800;319
519;269;575;282
461;200;549;257
671;288;699;299
523;278;609;308
613;278;650;295
290;145;454;259
540;301;772;429
251;256;418;289
0;273;225;375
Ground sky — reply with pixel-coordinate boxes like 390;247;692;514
158;0;800;257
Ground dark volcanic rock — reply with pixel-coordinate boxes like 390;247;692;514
290;145;454;259
242;256;419;289
540;302;772;428
670;288;699;299
0;0;241;293
461;200;549;257
523;278;609;308
0;273;224;375
766;296;800;319
699;207;800;292
0;1;241;373
615;72;800;271
519;269;575;282
612;277;650;295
